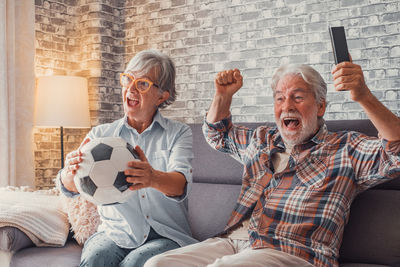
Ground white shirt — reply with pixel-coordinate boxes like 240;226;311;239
60;110;197;248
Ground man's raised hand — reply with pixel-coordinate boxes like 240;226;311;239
215;69;243;97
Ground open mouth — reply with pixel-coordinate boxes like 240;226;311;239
127;96;139;107
283;117;300;129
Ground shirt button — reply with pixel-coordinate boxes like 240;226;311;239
146;215;149;219
144;234;147;238
141;195;145;198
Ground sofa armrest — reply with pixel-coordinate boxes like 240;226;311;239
0;227;34;252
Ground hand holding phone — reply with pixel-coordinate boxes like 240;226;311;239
329;26;350;64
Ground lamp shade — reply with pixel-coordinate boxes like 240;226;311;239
34;76;91;128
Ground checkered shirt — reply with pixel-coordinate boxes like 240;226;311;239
203;116;400;267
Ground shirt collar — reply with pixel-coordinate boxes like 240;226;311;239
151;109;168;130
310;123;328;144
118;109;167;135
272;122;329;150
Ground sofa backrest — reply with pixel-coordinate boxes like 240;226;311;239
188;120;400;266
191;122;263;185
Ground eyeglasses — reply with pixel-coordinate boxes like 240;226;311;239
120;73;159;94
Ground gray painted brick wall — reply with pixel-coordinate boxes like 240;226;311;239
34;0;400;188
127;0;399;123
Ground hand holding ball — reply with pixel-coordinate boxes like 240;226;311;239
74;137;139;205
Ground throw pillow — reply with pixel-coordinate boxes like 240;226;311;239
59;193;100;246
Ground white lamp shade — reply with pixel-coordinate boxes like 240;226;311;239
34;76;91;128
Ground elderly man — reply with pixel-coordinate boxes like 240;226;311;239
145;60;400;267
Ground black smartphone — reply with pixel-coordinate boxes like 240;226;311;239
329;26;350;64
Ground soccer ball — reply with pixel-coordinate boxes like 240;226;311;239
74;137;139;206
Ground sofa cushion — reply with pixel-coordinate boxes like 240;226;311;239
188;183;241;241
191;123;263;185
372;177;400;190
191;124;242;185
0;227;34;252
325;119;378;136
339;189;400;266
10;240;81;267
340;264;389;267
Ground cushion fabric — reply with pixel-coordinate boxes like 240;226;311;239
0;227;33;252
339;190;400;265
191;123;243;185
339;264;390;267
188;183;241;241
10;240;81;267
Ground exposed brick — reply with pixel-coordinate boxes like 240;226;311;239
340;0;368;7
390;46;400;57
360;3;388;15
34;0;400;188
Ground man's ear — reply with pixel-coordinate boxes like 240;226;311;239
157;91;170;106
317;99;326;117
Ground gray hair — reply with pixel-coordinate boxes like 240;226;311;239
125;50;176;108
271;64;327;105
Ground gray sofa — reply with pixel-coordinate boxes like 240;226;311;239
2;120;399;267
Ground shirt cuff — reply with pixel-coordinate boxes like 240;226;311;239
203;114;233;132
165;180;191;202
56;170;80;198
163;169;192;203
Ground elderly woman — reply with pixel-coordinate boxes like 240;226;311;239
57;50;197;267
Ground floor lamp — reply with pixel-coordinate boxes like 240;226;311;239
34;76;91;168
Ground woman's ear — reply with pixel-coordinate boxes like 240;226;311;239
157;91;170;106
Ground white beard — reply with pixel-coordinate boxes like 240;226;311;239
276;109;319;146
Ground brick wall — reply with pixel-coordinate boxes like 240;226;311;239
123;0;400;123
33;128;90;188
34;0;125;188
34;0;400;188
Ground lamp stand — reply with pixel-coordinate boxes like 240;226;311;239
60;126;64;169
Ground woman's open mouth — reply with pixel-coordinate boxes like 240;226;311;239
127;96;139;107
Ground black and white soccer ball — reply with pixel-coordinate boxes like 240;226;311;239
74;137;139;206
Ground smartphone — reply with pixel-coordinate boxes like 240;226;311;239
329;26;350;64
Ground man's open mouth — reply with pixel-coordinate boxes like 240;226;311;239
283;117;300;128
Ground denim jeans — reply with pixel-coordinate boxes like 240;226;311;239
79;228;180;267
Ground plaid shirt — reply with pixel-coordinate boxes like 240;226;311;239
203;116;400;267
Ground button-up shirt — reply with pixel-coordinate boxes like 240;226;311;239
61;111;197;248
203;116;400;267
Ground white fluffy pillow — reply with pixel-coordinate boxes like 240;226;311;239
59;194;100;246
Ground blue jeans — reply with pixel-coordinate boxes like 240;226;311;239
79;228;180;267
